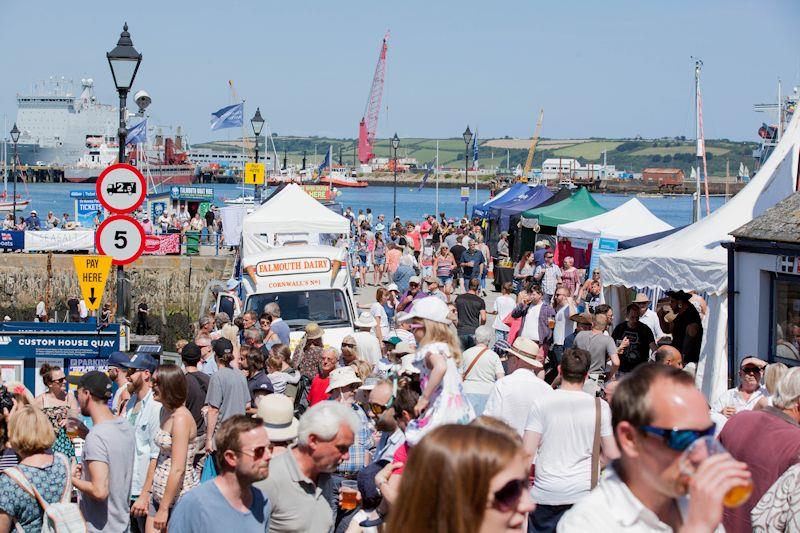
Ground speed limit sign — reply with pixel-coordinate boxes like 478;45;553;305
95;215;145;265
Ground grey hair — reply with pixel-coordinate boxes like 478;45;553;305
243;328;264;344
297;401;360;445
199;316;214;329
773;367;800;409
474;325;494;346
322;346;339;358
264;302;281;318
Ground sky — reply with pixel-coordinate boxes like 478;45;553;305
1;0;798;144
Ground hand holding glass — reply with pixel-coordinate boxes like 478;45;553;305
679;436;753;508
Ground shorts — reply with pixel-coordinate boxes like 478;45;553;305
373;255;386;266
357;254;368;267
438;275;452;285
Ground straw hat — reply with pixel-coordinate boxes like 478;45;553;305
569;311;593;325
304;323;324;340
354;312;377;329
633;293;651;304
326;366;363;393
256;394;298;442
506;338;543;369
400;297;451;324
391;342;416;356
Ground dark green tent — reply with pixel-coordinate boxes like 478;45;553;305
520;187;607;228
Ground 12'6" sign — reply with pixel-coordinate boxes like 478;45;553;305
95;215;145;265
96;163;146;214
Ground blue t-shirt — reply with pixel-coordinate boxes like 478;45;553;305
169;479;270;532
460;249;485;279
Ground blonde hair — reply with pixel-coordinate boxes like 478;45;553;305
350;360;374;381
9;406;55;455
220;324;240;347
765;363;789;395
421;319;462;366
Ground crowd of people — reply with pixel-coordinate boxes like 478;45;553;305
0;209;797;533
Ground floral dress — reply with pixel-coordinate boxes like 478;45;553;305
41;398;75;458
404;342;475;446
151;429;199;506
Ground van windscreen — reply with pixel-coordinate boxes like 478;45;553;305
245;290;351;330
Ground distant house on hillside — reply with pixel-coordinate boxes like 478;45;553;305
642;168;684;187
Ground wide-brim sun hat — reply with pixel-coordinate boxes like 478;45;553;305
391;342;415;356
256;394;299;442
400;296;451;324
354;311;377;329
506;338;543;369
326;366;363;393
633;293;651;304
569;311;593;325
305;322;324;340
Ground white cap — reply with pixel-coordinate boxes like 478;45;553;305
400;296;451;324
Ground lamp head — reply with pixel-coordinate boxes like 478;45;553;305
463;126;473;146
251;107;265;136
10;123;20;143
391;133;400;150
107;22;142;92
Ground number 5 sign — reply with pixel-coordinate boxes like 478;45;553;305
95;215;146;265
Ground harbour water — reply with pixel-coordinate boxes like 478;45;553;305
12;182;726;229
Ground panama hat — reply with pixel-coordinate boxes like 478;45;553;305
569;311;593;325
354;311;377;329
740;356;767;370
506;338;543;369
633;293;651;304
391;342;416;356
400;297;450;324
326;366;363;393
256;394;299;442
386;283;400;293
304;322;324;340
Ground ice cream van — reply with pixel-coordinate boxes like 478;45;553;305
228;244;357;350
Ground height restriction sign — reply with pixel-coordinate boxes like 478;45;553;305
73;255;113;311
96;163;146;214
95;215;146;265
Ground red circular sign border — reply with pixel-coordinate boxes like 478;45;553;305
96;163;147;214
95;214;146;265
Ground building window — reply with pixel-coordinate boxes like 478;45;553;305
773;275;800;363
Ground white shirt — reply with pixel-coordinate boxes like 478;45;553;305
710;385;768;415
353;331;382;365
492;294;517;332
558;464;724;533
35;301;46;318
79;300;88;319
639;308;664;341
521;302;543;342
525;389;612;505
484;369;552;436
553;304;575;345
369;302;390;332
461;346;504;395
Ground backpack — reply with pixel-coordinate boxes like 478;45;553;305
3;453;87;533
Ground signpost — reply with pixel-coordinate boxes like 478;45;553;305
95;215;146;265
73;255;113;311
96;163;146;214
460;186;470;203
244;162;265;185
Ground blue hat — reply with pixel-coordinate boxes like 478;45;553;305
121;352;158;372
107;351;130;368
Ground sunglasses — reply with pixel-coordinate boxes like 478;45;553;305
639;424;716;452
341;343;356;349
408;323;424;330
235;446;269;459
51;377;66;384
741;366;763;375
369;397;394;416
490;478;529;512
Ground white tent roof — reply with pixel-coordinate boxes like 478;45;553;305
599;111;800;295
557;198;673;242
242;184;350;257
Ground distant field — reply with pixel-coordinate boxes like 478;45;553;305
483;139;589;150
631;145;731;156
551;141;625;159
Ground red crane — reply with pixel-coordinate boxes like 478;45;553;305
358;31;389;164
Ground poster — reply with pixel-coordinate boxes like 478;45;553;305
0;231;24;250
151;201;167;223
66;358;109;392
588;237;619;274
72;191;104;229
35;357;65;396
143;234;181;255
0;360;24;384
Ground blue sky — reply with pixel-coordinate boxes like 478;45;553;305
1;0;798;143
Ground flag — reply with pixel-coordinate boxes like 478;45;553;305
317;147;331;174
417;162;434;192
210;103;244;130
473;131;479;168
125;119;147;145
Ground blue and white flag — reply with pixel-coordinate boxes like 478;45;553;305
210;103;244;130
125;119;147;145
317;147;331;174
417;162;434;192
473;130;479;168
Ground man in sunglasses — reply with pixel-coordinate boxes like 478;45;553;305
368;379;404;463
710;357;768;418
717;366;800;532
560;363;750;532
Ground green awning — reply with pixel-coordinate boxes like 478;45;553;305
520;187;608;228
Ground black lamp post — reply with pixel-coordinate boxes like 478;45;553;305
391;133;400;220
107;22;142;322
463;126;473;217
251;107;265;201
10;123;19;216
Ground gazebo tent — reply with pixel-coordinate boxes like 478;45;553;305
618;226;686;250
242;183;350;257
520;187;608;229
488;185;554;232
472;183;530;219
557;198;673;242
599;110;800;402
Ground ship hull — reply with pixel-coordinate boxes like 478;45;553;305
320;177;368;188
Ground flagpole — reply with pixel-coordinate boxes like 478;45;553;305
435;140;439;216
328;145;332;195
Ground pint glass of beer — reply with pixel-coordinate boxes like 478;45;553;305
340;480;359;510
679;436;753;508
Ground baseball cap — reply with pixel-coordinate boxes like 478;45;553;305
212;338;234;359
67;371;113;400
121;352;158;372
181;342;202;365
107;351;131;369
248;372;274;397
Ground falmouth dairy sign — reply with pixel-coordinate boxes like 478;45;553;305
0;323;120;359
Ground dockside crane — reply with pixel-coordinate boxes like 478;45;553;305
520;109;544;183
358;32;390;165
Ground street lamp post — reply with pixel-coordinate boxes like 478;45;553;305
107;22;142;322
251;108;265;202
10;123;19;216
463;126;473;217
391;133;400;220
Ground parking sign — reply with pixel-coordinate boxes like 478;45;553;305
96;163;146;214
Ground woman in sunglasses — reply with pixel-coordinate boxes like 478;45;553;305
34;363;78;459
387;424;534;532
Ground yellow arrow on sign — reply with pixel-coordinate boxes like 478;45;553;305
73;255;113;311
244;162;265;185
